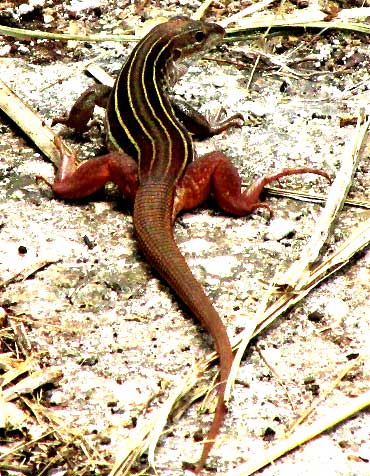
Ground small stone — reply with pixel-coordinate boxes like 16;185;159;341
49;390;68;405
18;3;34;15
197;255;238;277
326;298;349;320
264;218;297;241
0;45;11;57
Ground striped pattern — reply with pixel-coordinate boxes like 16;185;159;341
106;17;232;473
105;16;224;183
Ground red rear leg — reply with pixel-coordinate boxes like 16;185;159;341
49;137;139;202
174;151;330;218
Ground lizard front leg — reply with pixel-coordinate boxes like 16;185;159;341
52;86;244;137
52;84;112;133
172;99;244;137
174;150;330;218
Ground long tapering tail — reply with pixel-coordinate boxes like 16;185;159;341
133;179;234;473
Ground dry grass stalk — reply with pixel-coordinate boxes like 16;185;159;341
219;0;276;28
108;421;152;476
108;362;206;476
0;258;59;290
226;389;370;476
225;8;370;36
0;24;134;42
7;319;33;357
235;45;320;80
85;63;114;87
278;108;369;289
193;0;215;20
0;77;70;166
0;352;19;371
265;186;370;210
0;356;35;387
256;345;297;412
225;391;370;476
0;462;32;473
3;367;63;402
286;354;363;435
146;370;203;466
0;429;54;461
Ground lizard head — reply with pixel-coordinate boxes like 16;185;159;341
148;16;225;86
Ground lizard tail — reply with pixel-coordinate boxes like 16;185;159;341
133;179;234;473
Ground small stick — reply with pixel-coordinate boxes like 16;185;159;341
0;77;72;167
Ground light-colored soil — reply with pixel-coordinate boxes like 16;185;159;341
0;2;369;475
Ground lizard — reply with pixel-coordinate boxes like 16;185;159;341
48;16;329;473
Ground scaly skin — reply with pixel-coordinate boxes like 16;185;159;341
133;178;232;473
50;16;330;473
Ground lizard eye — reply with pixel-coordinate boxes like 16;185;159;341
194;31;205;43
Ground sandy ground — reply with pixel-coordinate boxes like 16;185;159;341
0;1;369;475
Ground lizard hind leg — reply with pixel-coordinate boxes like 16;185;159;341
174;151;330;218
49;136;139;202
